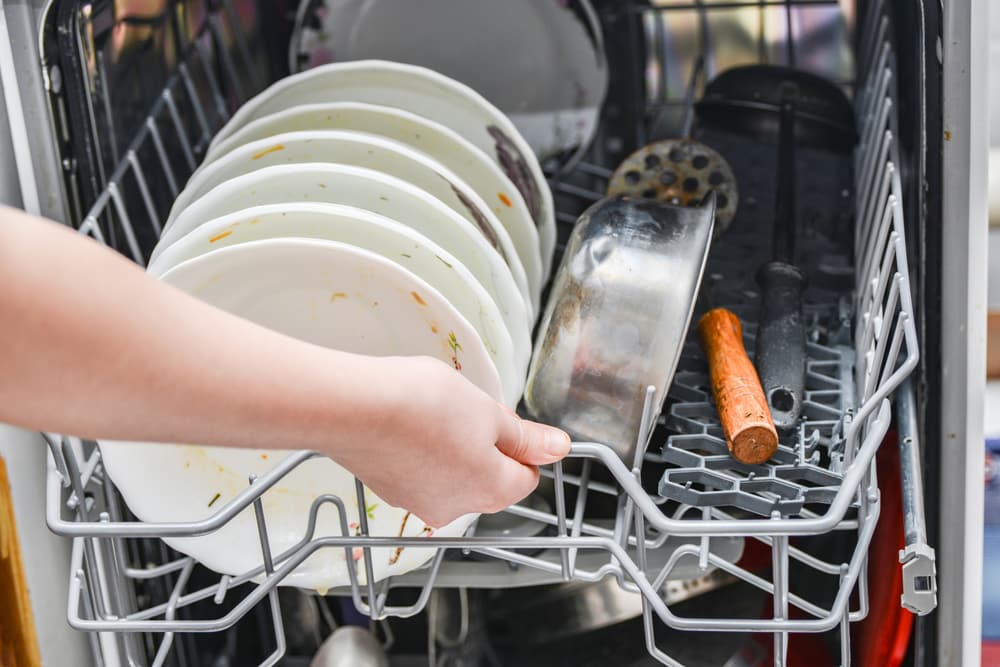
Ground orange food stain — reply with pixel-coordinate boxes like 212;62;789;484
498;193;513;207
330;292;348;302
209;229;233;243
411;291;427;306
260;453;268;460
251;144;285;160
431;324;438;333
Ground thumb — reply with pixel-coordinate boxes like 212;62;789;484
495;406;571;465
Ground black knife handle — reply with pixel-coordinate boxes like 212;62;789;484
754;261;807;432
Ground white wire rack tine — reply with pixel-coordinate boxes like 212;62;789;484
354;479;379;616
149;560;193;667
620;387;657;556
193;35;230;123
208;15;246;104
258;589;287;667
43;433;70;484
858;168;893;291
178;62;211;149
96;50;120;166
99;512;130;624
75;558;106;665
858;127;893;240
219;0;261;92
214;575;231;604
552;461;571;580
107;182;144;265
839;564;851;665
125;150;161;237
80;215;108;244
146;117;179;198
249;475;276;575
162;90;196;172
379;549;448;619
698;507;710;571
771;516;789;666
862;271;901;401
858;123;893;231
567;459;592;572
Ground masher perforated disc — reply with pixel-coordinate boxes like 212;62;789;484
607;138;738;238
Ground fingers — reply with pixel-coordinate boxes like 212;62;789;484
484;450;541;513
495;405;571;466
416;450;541;527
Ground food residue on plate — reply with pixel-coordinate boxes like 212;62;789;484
208;492;221;508
208;229;233;243
411;291;427;306
330;292;348;302
251;144;285;160
388;511;413;565
498;192;513;207
448;332;463;370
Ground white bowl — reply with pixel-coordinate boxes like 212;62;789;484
292;0;608;162
170;129;538;314
147;202;527;404
101;238;498;590
153;163;531;339
207;59;558;278
203;102;542;297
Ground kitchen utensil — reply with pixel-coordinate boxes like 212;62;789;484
607;57;738;236
203;102;542;289
525;194;715;463
310;626;389;667
606;138;738;237
696;65;856;432
155;163;532;340
167;129;538;314
146;203;527;402
289;0;608;163
698;308;778;464
206;60;558;279
102;238;493;589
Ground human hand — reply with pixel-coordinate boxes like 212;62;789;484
334;356;571;527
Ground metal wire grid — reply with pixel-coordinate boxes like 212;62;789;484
41;1;920;666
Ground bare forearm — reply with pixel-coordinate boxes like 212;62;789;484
0;206;385;455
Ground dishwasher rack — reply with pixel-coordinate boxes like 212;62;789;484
41;1;930;665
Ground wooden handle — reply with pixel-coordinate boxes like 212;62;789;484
697;308;778;464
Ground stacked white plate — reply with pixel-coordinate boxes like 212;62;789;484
99;60;556;591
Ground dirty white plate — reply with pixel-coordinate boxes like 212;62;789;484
153;163;531;337
147;202;527;403
102;238;497;590
169;129;537;314
203;102;542;295
207;60;557;278
292;0;608;163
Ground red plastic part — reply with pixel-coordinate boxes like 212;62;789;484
854;430;914;667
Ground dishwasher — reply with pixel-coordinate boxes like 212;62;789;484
0;0;986;665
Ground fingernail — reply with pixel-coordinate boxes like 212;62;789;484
545;429;571;457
